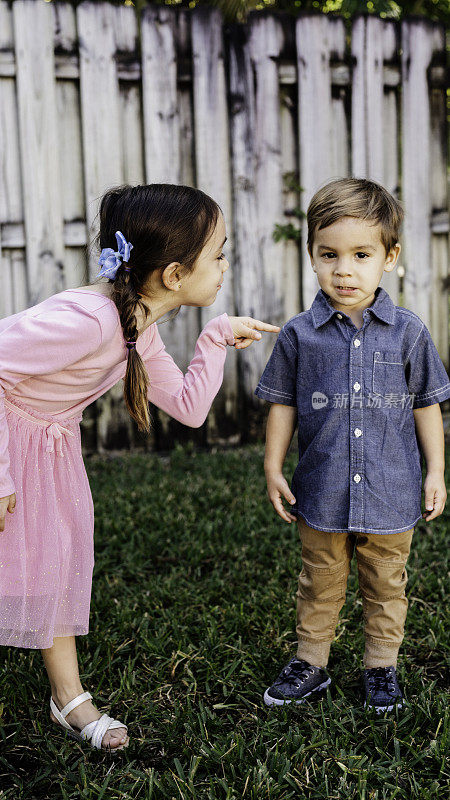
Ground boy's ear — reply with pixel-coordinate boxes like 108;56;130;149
385;242;401;270
307;247;315;269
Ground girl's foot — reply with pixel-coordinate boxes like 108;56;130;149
50;691;129;749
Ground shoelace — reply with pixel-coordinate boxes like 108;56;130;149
277;659;316;687
366;667;396;693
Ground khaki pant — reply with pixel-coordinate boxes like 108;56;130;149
295;516;414;669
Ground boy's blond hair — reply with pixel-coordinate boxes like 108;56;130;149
307;177;404;257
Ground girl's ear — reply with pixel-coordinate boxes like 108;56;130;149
162;262;182;291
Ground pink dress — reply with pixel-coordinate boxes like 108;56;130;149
0;289;235;649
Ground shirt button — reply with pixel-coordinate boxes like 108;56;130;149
354;338;361;347
354;428;362;437
337;313;342;319
353;473;361;483
353;382;361;391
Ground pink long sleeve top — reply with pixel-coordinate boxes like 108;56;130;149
0;289;236;497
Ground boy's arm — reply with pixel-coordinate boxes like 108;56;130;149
413;403;447;521
264;403;298;523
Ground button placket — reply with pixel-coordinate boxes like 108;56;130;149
349;333;364;530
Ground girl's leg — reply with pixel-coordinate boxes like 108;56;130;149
40;636;128;748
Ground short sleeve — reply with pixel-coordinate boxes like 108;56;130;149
405;324;450;409
254;327;297;406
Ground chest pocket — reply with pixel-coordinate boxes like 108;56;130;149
372;350;407;397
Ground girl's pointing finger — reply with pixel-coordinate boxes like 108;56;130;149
249;319;281;333
227;316;281;343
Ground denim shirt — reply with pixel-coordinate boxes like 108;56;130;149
255;286;450;535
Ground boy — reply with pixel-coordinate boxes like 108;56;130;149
255;177;450;713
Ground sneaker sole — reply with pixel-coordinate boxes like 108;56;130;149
263;677;331;707
364;700;403;713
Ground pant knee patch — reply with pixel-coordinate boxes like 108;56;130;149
298;559;349;602
357;555;408;601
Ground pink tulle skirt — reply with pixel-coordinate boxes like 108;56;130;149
0;394;95;649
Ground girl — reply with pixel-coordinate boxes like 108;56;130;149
0;183;279;751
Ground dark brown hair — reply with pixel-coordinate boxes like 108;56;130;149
92;183;221;433
307;177;404;256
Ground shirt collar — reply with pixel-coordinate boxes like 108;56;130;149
310;286;396;329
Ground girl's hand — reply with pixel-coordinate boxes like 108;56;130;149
0;493;16;532
227;316;280;349
266;471;297;523
422;471;447;522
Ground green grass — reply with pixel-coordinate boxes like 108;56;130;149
0;443;448;799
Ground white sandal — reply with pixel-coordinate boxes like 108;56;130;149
50;691;129;751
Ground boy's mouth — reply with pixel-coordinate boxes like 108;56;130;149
336;286;357;293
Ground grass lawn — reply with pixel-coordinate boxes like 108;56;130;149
0;442;448;799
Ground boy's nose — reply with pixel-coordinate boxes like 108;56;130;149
335;268;353;278
334;260;354;273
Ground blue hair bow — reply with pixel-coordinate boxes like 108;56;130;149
96;231;134;280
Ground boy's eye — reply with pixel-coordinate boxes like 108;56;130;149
217;253;226;261
322;252;369;259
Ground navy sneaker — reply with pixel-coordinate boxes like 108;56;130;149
264;657;331;706
363;666;403;713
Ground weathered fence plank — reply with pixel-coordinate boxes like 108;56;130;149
78;1;124;278
278;72;301;323
140;6;203;446
249;12;286;338
0;2;21;317
351;15;400;303
142;5;180;184
401;19;447;346
53;2;87;292
13;0;65;306
429;69;449;365
114;3;145;188
296;14;347;311
78;0;135;452
228;24;268;401
191;7;238;438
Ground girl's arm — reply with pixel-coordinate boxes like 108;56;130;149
144;313;236;427
144;314;280;427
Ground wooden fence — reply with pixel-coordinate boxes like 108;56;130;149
0;1;448;451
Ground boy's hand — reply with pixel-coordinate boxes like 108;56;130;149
0;493;16;532
422;471;447;522
227;316;280;350
266;471;297;523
